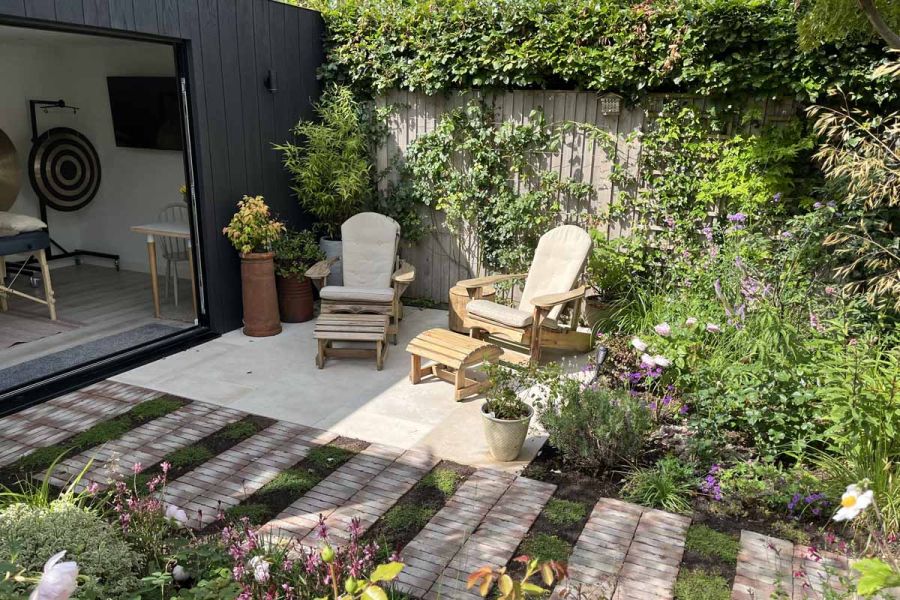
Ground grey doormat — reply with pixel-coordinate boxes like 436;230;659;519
0;323;183;392
0;311;82;349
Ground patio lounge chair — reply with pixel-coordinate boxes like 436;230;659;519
305;212;415;344
456;224;593;364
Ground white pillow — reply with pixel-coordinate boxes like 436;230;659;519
0;212;47;233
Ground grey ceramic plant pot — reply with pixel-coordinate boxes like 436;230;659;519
481;402;534;462
319;237;343;286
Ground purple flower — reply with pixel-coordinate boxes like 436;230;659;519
773;192;782;202
813;202;823;209
685;317;698;326
727;212;747;223
705;323;721;333
679;405;689;415
781;231;793;239
701;226;714;242
654;322;671;337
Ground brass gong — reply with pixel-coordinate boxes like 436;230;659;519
0;127;21;211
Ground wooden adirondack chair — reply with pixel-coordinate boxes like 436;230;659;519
306;212;415;344
456;224;593;364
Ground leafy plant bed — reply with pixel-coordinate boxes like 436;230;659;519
365;461;473;561
208;437;368;530
133;414;275;490
0;395;187;488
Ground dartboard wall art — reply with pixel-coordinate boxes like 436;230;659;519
28;127;102;212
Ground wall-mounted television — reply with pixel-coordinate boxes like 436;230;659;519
107;76;183;151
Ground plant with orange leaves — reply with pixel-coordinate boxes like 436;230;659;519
467;556;567;599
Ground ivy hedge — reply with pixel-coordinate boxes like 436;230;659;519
316;0;895;104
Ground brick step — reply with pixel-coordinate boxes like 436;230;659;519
260;443;405;543
555;498;690;600
395;469;517;598
46;402;246;490
426;476;556;600
164;422;337;526
0;382;154;467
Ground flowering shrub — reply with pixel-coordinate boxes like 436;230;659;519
222;195;285;255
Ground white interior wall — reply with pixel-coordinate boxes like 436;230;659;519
0;32;185;274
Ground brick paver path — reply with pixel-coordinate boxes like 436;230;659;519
0;381;155;467
429;476;556;599
164;422;337;526
302;447;440;547
395;469;516;598
260;443;402;542
48;402;245;490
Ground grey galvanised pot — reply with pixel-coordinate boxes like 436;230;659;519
481;402;533;462
319;237;343;286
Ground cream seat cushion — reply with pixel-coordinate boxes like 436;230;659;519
341;212;400;289
320;286;394;303
518;224;592;321
0;212;46;237
467;300;533;328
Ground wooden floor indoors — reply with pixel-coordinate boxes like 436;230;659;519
0;263;193;369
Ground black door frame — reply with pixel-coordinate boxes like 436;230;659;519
0;18;216;416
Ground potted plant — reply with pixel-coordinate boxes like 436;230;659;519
275;85;374;285
222;195;285;337
272;229;324;323
480;364;537;462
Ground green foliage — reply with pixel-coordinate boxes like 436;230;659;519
399;99;592;273
714;461;824;519
674;569;732;600
0;499;143;598
225;503;273;525
419;468;462;497
275;85;377;239
520;533;571;563
218;419;264;441
167;445;215;471
70;418;133;448
685;525;740;564
537;377;652;474
318;0;895;105
484;363;543;421
222;195;286;255
380;504;435;535
272;228;325;278
622;456;696;513
256;470;319;497
797;0;900;49
306;445;355;470
130;396;184;420
543;498;587;527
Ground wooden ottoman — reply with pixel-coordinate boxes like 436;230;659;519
314;314;389;370
406;328;502;401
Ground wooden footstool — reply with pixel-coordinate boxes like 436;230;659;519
406;328;502;400
314;314;389;370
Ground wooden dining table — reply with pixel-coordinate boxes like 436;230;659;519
130;222;196;319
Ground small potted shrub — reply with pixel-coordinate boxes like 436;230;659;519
273;229;324;323
481;364;538;461
275;85;374;285
223;195;285;337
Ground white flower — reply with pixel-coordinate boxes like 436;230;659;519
640;353;656;367
654;322;671;337
249;556;270;583
685;317;698;327
29;551;79;600
833;484;874;522
652;355;671;368
172;565;190;582
165;504;189;526
631;337;648;352
705;323;721;333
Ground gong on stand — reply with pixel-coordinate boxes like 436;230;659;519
28;99;119;269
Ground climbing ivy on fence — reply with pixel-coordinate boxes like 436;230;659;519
315;0;896;105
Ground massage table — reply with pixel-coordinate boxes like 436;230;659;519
0;230;57;320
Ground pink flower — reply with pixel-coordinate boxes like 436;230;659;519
249;556;270;583
654;322;671;337
705;323;721;333
640;353;656;367
132;462;143;474
29;551;78;600
160;461;171;474
85;482;100;495
165;504;189;526
631;337;648;352
685;317;698;327
652;355;671;368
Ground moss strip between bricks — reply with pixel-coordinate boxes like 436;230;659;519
220;437;367;528
0;395;188;486
132;415;276;492
365;461;473;562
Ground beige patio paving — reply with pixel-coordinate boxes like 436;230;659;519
111;307;557;472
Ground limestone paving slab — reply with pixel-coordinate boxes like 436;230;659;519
164;422;338;526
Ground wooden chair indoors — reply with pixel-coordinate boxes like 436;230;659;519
455;224;593;364
306;212;415;344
